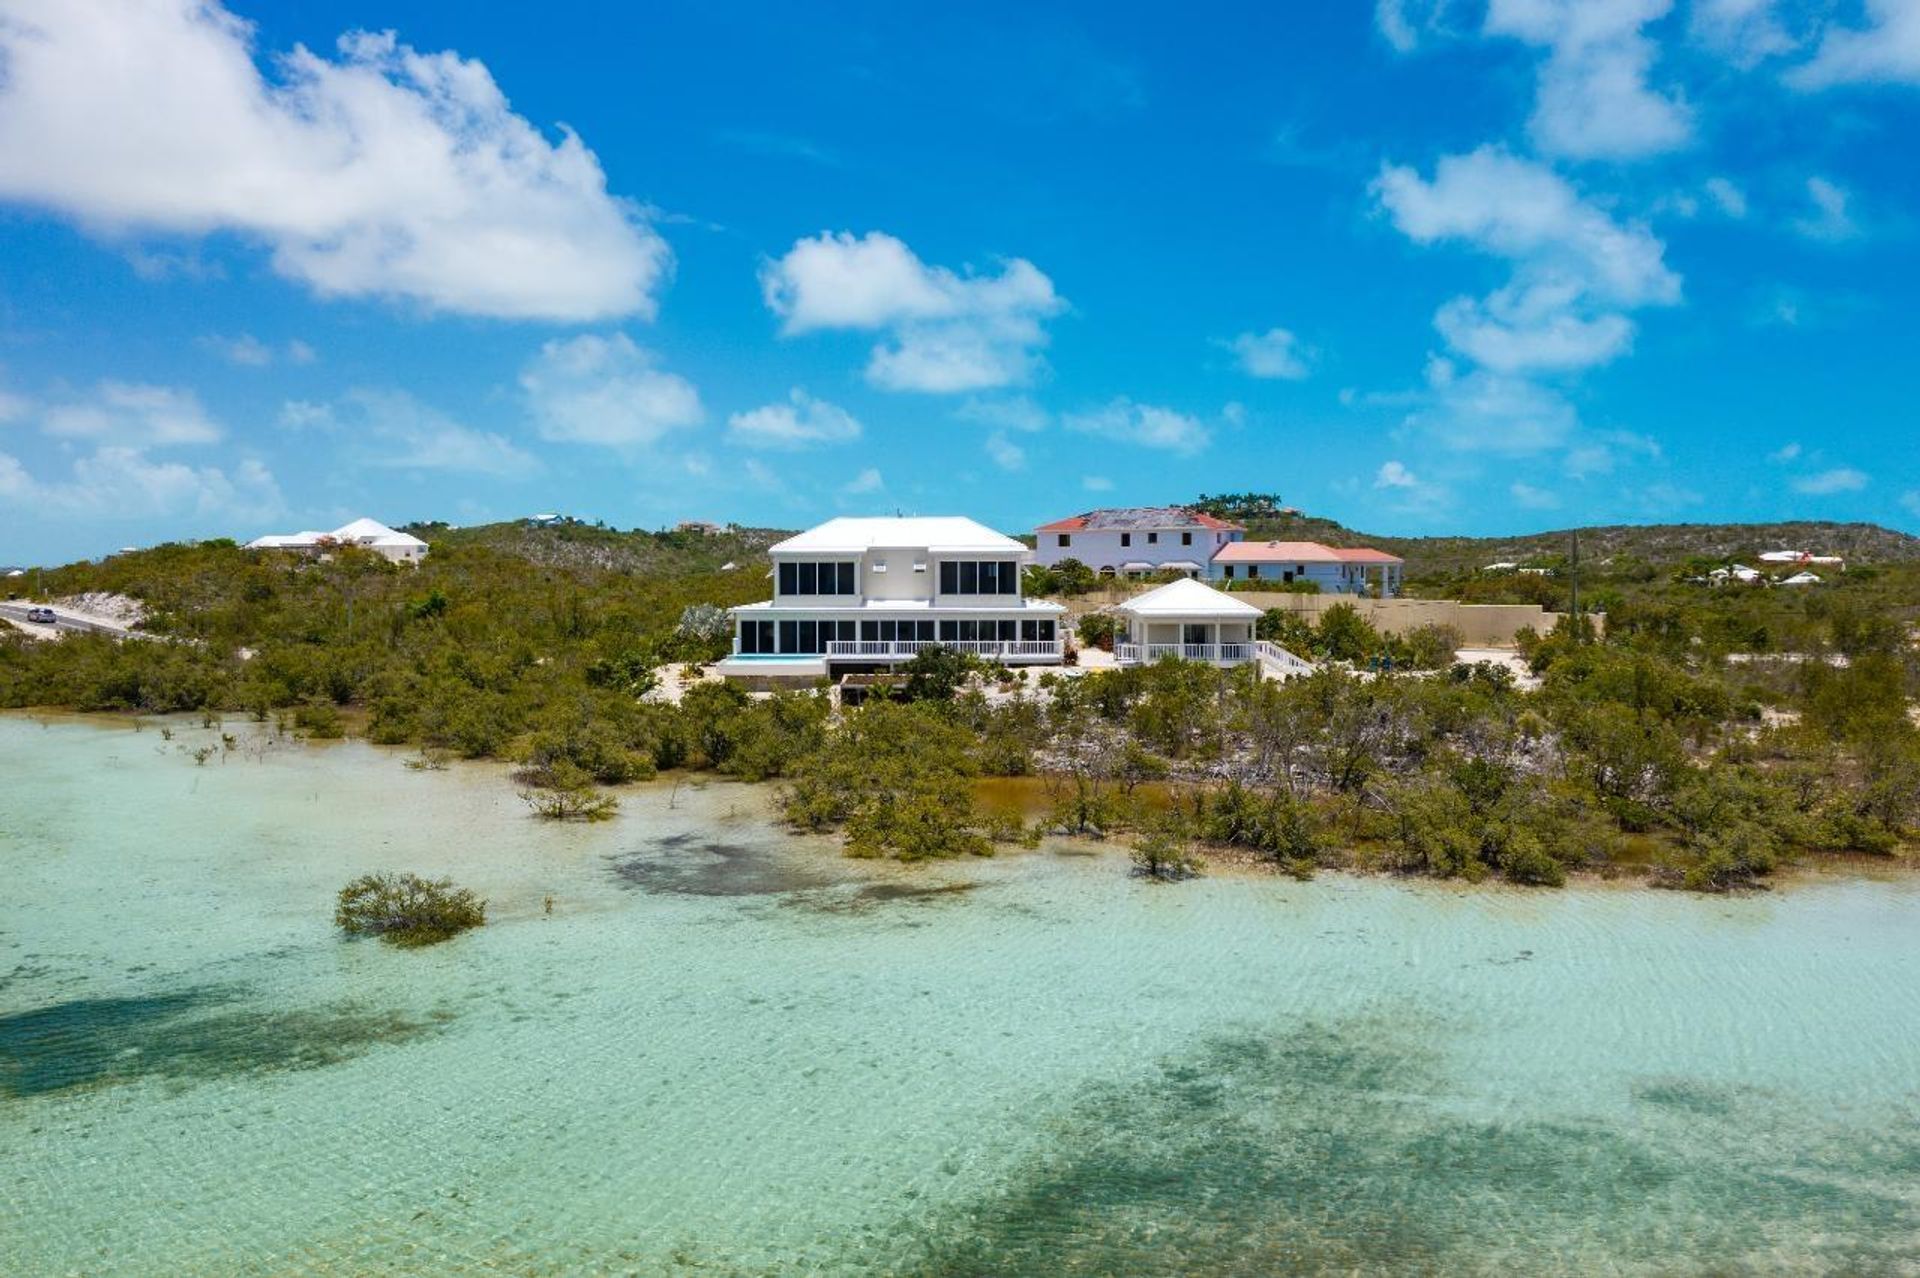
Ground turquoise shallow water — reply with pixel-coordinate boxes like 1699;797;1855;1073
3;714;1919;1275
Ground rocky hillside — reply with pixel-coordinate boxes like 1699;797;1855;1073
405;519;787;577
1233;515;1920;577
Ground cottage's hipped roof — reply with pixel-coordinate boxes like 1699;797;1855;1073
1115;577;1263;618
1212;539;1403;565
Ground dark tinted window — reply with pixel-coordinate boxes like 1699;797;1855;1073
779;562;796;595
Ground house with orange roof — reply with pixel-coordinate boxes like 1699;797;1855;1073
1032;505;1403;595
1212;540;1403;595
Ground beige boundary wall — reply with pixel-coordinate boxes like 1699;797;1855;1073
1062;590;1598;648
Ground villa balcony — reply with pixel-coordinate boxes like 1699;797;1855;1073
822;638;1063;662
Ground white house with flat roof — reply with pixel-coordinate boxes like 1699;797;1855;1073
1033;506;1244;576
1112;578;1313;676
246;517;427;564
715;516;1066;682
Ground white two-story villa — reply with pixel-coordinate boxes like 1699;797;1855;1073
1033;506;1244;576
715;517;1066;684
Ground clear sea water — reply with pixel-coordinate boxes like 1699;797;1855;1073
3;713;1918;1276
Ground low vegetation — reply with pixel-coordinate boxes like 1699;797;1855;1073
7;517;1919;892
335;873;486;946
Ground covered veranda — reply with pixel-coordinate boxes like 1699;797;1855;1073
1112;578;1263;666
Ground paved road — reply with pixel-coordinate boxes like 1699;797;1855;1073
0;602;142;639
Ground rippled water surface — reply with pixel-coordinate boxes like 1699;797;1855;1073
3;714;1919;1275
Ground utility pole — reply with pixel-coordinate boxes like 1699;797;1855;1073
1569;528;1582;641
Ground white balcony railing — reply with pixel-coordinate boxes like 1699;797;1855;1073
1115;642;1254;664
1115;640;1314;673
1255;640;1316;675
822;638;1063;661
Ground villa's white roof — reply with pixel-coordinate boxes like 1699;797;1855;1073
331;518;427;547
1115;578;1262;619
771;516;1026;556
247;518;426;551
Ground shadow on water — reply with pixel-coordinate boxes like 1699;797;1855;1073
0;986;451;1099
903;1014;1920;1277
785;881;982;917
609;833;836;898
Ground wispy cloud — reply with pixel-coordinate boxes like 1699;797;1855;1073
727;389;861;450
1222;327;1313;380
1792;466;1868;495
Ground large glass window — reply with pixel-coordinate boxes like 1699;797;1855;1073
740;620;775;653
779;620;798;652
777;560;857;597
937;560;1019;595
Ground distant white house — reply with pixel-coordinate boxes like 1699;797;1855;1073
1708;564;1764;585
714;516;1066;683
1778;571;1822;587
525;512;567;528
1111;578;1312;675
1759;550;1845;569
1031;505;1402;594
246;517;428;564
1033;506;1245;576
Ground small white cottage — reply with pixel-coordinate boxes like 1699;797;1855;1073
1110;578;1311;678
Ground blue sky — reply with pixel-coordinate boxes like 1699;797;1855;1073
1;0;1917;562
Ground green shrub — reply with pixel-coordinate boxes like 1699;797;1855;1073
293;700;345;739
335;873;486;946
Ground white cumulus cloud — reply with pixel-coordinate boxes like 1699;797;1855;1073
1373;147;1679;376
1483;0;1693;160
726;388;861;450
521;334;702;448
1791;0;1920;88
0;1;668;321
760;231;1065;393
